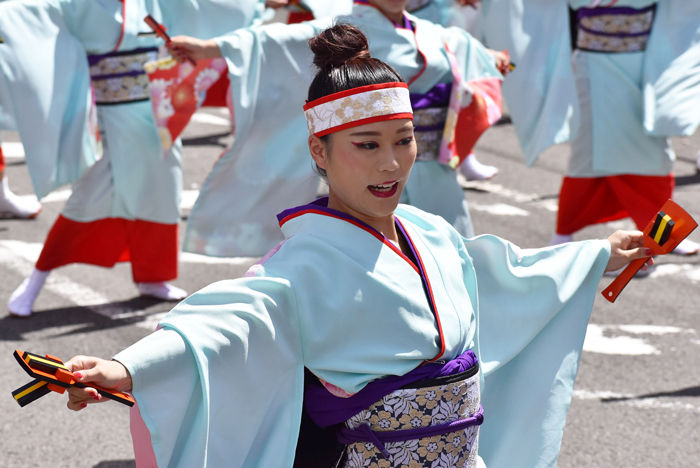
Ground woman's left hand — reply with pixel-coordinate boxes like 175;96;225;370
605;230;654;272
488;49;512;75
455;0;481;8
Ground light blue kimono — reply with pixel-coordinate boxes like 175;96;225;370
0;0;98;198
185;3;501;257
481;0;700;175
0;0;264;218
115;201;610;467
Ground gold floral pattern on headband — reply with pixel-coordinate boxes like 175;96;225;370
305;87;412;136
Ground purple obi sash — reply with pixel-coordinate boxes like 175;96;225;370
573;4;656;53
87;47;159;105
305;349;478;429
409;83;452;162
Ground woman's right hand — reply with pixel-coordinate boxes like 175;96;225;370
167;36;222;64
64;356;132;411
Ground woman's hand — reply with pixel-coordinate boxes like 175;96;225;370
265;0;289;8
166;36;222;64
605;230;654;272
64;356;132;411
455;0;481;8
488;49;512;75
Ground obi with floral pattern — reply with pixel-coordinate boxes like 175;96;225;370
574;4;656;53
411;83;451;163
88;47;159;105
337;360;482;468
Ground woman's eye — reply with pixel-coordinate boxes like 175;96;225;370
397;137;414;146
352;142;379;150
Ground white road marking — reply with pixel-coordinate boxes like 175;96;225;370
649;263;700;283
469;202;529;216
190;113;231;127
1;142;25;158
0;243;169;331
40;189;72;203
583;324;694;356
179;251;258;266
573;389;700;413
23;188;200;212
180;190;199;210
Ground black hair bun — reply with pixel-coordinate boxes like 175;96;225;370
309;23;371;71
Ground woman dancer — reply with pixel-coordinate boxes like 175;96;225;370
480;0;700;254
3;0;266;316
167;0;508;258
408;0;503;181
64;25;652;467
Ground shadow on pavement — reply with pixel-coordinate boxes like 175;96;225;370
0;296;171;341
676;172;700;187
93;461;136;468
602;385;700;402
182;131;232;148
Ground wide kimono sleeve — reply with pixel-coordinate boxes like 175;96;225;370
0;0;101;198
460;234;610;467
114;274;305;468
643;0;700;137
479;0;578;165
183;20;331;257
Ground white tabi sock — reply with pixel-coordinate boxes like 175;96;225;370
673;238;700;256
0;177;42;219
459;153;499;181
136;282;188;301
8;268;50;317
551;233;573;246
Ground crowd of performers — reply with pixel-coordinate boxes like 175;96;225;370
1;0;699;467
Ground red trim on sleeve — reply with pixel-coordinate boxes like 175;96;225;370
397;219;446;362
114;0;127;52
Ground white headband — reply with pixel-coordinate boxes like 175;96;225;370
303;82;413;137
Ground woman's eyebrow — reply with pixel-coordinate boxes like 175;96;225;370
350;131;381;136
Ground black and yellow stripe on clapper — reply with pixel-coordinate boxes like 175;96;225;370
12;379;51;407
649;211;674;246
0;37;4;44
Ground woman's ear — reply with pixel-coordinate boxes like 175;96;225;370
308;135;329;171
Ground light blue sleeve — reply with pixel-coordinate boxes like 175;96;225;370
0;0;98;198
480;0;578;165
643;0;700;137
184;21;330;257
462;235;610;468
440;22;502;82
115;275;305;468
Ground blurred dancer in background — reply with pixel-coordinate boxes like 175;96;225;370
481;0;700;255
167;0;508;259
2;0;265;317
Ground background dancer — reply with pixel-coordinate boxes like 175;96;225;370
480;0;700;255
408;0;504;181
167;0;508;259
61;25;653;467
3;0;266;317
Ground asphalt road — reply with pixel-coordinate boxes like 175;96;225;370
1;108;698;468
